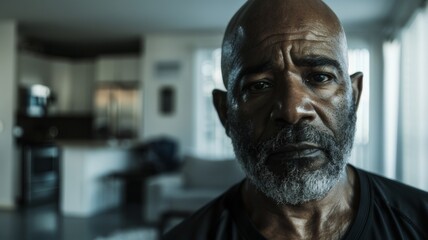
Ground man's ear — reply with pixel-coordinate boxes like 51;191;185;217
350;72;363;110
212;89;229;136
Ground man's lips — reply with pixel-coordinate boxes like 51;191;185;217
267;143;323;160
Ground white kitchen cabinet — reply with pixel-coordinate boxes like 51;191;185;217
50;60;72;112
69;62;95;112
95;58;116;82
49;59;95;114
95;55;140;83
116;57;140;82
18;52;51;86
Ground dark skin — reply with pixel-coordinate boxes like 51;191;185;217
242;168;358;239
213;0;363;239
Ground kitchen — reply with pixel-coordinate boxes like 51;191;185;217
14;38;144;216
0;21;226;222
4;25;228;222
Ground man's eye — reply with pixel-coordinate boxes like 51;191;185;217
307;73;334;84
248;81;272;92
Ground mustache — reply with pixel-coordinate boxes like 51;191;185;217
255;123;337;156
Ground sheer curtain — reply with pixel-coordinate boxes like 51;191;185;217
348;49;371;169
384;4;428;190
383;41;401;180
194;48;234;159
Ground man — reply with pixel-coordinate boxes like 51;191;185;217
164;0;428;239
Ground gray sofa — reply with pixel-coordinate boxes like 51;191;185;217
143;156;245;224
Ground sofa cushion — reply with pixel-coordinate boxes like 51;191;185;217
182;156;245;190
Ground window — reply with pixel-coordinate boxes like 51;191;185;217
348;49;371;168
194;48;371;162
194;48;234;159
393;6;428;190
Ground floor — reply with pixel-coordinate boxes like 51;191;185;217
0;203;154;240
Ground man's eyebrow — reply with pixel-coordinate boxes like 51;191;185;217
235;56;343;82
293;55;343;73
237;61;273;80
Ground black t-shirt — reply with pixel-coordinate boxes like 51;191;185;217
163;166;428;240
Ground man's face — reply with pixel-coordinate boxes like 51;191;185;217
216;0;363;205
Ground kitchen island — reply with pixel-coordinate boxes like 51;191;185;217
59;140;139;217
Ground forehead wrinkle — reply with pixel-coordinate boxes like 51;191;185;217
253;38;334;57
255;31;330;48
248;37;340;67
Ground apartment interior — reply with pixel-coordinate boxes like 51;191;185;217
0;0;427;239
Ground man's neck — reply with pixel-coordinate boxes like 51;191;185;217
241;165;359;240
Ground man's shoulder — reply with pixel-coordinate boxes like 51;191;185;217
162;183;242;240
355;167;428;238
356;167;428;204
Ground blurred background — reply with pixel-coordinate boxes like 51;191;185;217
0;0;427;239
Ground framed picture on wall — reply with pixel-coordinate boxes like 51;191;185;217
159;86;175;115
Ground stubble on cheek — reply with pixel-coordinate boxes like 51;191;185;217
227;93;357;205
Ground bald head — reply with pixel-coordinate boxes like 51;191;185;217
221;0;348;89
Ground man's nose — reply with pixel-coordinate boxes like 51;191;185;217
271;78;317;125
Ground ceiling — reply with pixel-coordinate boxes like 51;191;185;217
0;0;422;44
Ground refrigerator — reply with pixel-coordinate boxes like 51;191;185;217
94;85;140;139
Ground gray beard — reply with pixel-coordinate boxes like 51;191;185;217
229;103;357;205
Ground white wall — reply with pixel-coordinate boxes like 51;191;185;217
140;34;223;156
0;21;17;208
